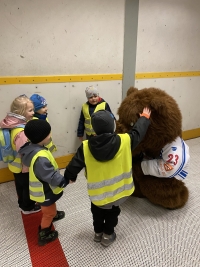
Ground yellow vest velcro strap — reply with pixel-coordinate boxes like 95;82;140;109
30;190;44;198
90;182;134;202
88;169;132;190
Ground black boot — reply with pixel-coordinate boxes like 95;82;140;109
52;210;65;222
38;225;58;246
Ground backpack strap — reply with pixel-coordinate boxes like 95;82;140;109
10;126;25;151
0;128;16;163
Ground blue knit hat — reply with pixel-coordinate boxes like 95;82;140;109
30;94;47;112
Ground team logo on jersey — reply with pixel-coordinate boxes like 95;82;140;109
164;162;174;171
171;146;177;151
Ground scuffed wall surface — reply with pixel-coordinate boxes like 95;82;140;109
0;0;124;76
135;77;200;131
0;80;121;169
1;0;200;170
136;0;200;72
135;0;200;135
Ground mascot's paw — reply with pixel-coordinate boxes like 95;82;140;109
139;176;189;209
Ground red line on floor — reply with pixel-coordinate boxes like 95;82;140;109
22;212;69;267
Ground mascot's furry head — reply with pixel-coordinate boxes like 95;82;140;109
116;87;182;157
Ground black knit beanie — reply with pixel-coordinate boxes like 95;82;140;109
24;119;51;144
91;110;114;135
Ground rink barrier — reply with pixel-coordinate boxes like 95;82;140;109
0;71;200;84
0;71;200;183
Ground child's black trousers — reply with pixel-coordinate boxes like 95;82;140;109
91;202;121;235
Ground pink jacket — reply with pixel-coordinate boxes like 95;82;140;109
0;113;28;173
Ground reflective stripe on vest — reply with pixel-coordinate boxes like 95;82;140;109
32;117;57;152
8;128;24;173
83;133;135;206
82;102;106;136
29;150;63;202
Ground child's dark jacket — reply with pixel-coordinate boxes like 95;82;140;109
19;143;68;206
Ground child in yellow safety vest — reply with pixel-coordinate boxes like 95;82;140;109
19;119;71;246
0;95;41;214
64;107;151;247
30;94;57;153
77;85;115;141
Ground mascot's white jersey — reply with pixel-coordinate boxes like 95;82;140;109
141;137;190;180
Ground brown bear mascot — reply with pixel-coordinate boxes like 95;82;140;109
116;87;189;209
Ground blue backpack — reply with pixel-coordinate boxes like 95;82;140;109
0;125;25;163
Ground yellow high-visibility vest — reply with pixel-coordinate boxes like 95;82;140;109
32;117;57;153
8;128;24;173
82;102;106;136
83;133;134;206
29;149;63;202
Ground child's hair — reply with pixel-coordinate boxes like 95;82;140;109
10;95;33;117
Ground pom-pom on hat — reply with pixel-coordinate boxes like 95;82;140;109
91;110;114;135
85;86;99;98
24;119;51;144
30;94;47;112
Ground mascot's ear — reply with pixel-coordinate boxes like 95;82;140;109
127;87;138;96
150;98;168;115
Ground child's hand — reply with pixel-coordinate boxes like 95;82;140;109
140;107;151;119
79;137;83;142
69;180;75;184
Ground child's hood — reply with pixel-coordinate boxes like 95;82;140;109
18;143;44;167
88;133;121;161
0;112;26;129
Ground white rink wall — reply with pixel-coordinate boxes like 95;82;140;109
135;0;200;132
0;81;122;169
135;77;200;131
0;0;124;76
1;0;200;170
